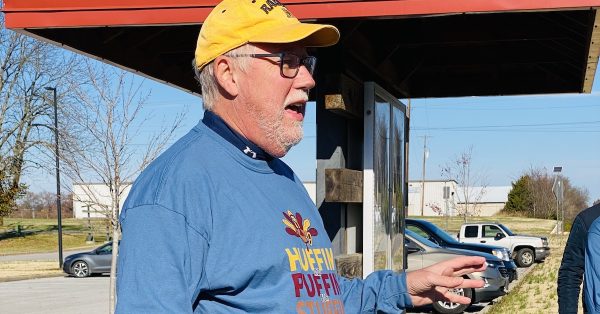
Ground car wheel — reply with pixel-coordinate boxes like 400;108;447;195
432;287;472;314
516;248;534;267
71;261;90;278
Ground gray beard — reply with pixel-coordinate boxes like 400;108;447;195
258;110;303;155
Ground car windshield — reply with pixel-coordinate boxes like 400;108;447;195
405;229;441;248
499;224;515;236
417;220;459;243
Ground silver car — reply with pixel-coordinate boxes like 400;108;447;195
62;242;114;278
405;229;509;314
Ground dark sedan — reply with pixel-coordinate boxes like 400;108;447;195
406;218;518;282
63;242;114;278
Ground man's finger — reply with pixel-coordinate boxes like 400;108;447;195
453;265;488;277
428;256;486;273
455;278;485;289
441;289;473;305
425;273;485;290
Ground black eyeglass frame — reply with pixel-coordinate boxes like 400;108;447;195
228;52;317;79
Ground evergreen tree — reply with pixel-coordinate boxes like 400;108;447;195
503;175;533;214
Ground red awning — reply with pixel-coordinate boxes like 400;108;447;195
5;0;600;28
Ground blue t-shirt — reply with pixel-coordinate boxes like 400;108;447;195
116;121;411;313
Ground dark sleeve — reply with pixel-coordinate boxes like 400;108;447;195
338;271;413;313
557;216;586;314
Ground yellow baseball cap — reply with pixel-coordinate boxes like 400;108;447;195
194;0;340;71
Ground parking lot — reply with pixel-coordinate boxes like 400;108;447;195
0;276;109;314
0;266;530;314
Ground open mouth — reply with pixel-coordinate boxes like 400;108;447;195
285;103;306;120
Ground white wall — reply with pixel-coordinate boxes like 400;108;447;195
408;181;511;217
407;180;458;216
303;181;316;205
73;181;317;219
72;183;132;219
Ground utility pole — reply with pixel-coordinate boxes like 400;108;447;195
419;135;430;216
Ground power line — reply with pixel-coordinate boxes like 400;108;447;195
410;103;600;111
411;129;600;133
411;120;600;130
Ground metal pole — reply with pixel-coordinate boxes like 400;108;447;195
46;86;63;268
420;136;428;216
556;198;560;235
85;204;94;243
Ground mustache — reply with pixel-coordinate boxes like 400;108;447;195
284;91;309;106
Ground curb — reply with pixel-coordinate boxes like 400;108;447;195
0;272;65;283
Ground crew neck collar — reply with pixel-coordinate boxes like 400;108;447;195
202;111;273;161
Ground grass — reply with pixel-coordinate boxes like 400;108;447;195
486;234;580;314
0;218;111;255
0;261;63;282
1;217;108;234
407;215;556;235
0;233;109;255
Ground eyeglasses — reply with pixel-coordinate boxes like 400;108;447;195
228;52;317;79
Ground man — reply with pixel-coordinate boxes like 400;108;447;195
116;0;486;312
558;202;600;313
585;214;600;313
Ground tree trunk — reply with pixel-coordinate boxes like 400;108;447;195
109;221;120;314
0;216;3;226
109;190;121;314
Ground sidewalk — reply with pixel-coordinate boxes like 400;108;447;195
0;249;91;262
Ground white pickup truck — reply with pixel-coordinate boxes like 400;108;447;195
457;222;550;267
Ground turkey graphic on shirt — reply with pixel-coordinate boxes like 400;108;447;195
282;210;318;247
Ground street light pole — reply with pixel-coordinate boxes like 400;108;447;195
419;136;430;216
552;166;563;235
45;86;63;268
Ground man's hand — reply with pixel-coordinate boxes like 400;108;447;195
406;256;487;307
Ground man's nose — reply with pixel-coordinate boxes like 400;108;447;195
294;65;316;90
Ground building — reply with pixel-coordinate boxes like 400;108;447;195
408;180;511;217
73;182;316;219
456;186;512;217
72;183;132;219
407;180;458;216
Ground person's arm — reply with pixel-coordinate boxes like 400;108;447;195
558;216;586;314
338;256;486;313
116;204;209;313
337;270;412;313
585;225;600;313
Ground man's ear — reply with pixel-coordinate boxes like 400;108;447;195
213;56;239;98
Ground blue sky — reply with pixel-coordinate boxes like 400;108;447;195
24;68;600;204
406;87;600;203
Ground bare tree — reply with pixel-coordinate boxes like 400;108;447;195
526;167;555;219
0;17;81;225
519;167;589;222
441;146;488;222
61;59;185;312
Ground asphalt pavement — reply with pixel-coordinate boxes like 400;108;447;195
0;276;109;314
0;249;91;262
0;263;532;314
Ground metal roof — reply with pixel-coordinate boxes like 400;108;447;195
3;0;600;98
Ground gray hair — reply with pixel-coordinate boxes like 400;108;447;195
193;44;256;110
